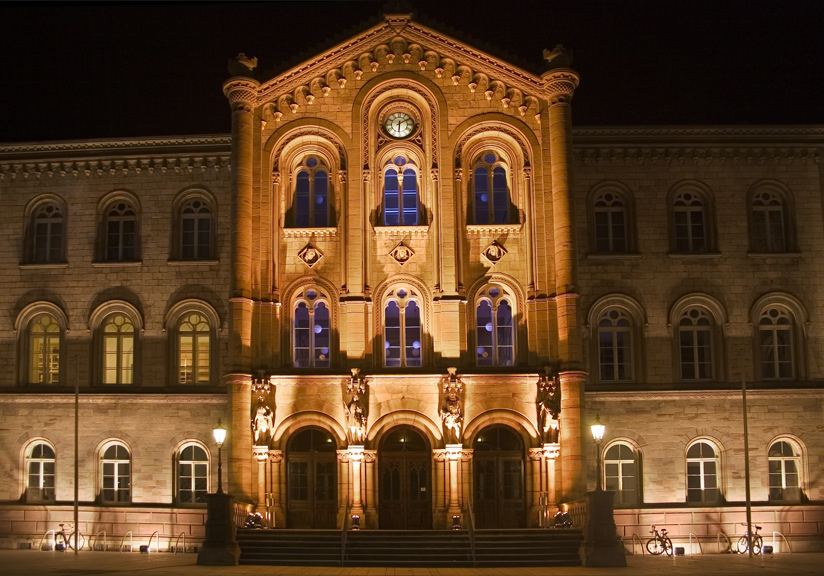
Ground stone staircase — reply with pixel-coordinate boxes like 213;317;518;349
237;528;582;567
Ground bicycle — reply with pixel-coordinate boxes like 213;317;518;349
736;523;763;555
55;522;85;551
646;525;673;556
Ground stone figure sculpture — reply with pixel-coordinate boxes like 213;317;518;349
252;401;275;446
345;368;368;444
440;368;464;444
537;367;561;444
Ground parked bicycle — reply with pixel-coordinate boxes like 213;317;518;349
646;525;673;556
736;523;763;555
55;522;85;551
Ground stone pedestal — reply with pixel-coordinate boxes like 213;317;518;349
579;490;626;567
197;492;240;566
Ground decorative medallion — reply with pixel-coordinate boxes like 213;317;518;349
389;241;415;266
298;243;323;268
482;241;507;265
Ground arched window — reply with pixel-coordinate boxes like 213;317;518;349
686;441;720;503
101;443;131;503
180;197;212;259
750;184;794;253
102;314;135;385
384;288;421;367
177;444;208;504
472;152;510;224
604;442;638;506
294;157;329;227
597;309;634;382
29;313;61;384
592;189;629;253
475;285;514;367
177;312;210;384
26;442;55;502
31;202;65;263
293;288;331;368
768;440;802;502
383;157;418;226
104;201;138;261
678;307;714;381
758;306;795;380
671;185;714;253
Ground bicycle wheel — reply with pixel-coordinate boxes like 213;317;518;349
736;535;749;554
646;537;664;555
752;535;763;555
68;531;85;551
663;537;673;556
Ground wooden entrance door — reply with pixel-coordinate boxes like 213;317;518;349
286;428;337;529
472;426;525;528
378;428;432;529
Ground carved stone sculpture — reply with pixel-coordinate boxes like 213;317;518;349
252;400;275;447
345;368;368;445
537;367;561;444
440;367;464;444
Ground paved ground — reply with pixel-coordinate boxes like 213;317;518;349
0;551;822;576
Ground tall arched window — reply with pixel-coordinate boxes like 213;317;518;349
592;189;628;253
294;288;331;368
104;201;138;261
472;152;510;224
670;185;714;253
29;313;61;384
768;440;802;502
180;198;212;259
475;286;514;367
384;288;421;367
294;157;329;227
597;309;634;382
101;443;131;503
749;184;794;253
686;441;720;503
177;444;209;504
26;442;55;502
102;314;135;385
758;306;795;380
383;157;418;226
177;312;210;384
604;442;638;506
678;307;714;381
31;202;65;263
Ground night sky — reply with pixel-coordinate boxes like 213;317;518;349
1;0;822;143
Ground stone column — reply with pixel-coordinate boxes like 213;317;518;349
363;450;377;529
268;450;284;528
446;444;462;526
348;446;365;527
559;370;587;502
253;446;268;515
226;373;252;501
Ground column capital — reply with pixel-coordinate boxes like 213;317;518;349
223;78;260;113
541;69;580;104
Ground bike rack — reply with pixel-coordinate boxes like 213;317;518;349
772;531;791;554
173;533;185;554
145;531;160;554
37;530;55;552
119;531;133;553
90;531;106;552
631;534;645;555
689;533;704;555
716;532;731;554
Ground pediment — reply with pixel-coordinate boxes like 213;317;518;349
226;14;558;120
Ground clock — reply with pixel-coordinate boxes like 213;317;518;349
384;112;416;139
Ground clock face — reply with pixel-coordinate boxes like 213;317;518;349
384;112;415;139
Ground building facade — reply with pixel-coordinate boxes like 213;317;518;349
0;14;822;552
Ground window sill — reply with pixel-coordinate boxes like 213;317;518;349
167;259;220;266
91;261;142;268
466;223;522;235
373;224;429;238
282;227;338;238
19;262;69;269
748;252;802;259
586;253;642;260
667;252;722;259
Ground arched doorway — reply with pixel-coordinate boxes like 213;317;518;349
378;427;432;529
472;426;525;528
286;428;337;528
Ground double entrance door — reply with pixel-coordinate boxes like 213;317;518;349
286;429;337;529
378;427;432;529
473;453;525;528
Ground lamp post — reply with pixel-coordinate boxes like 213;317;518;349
213;418;227;494
591;414;605;492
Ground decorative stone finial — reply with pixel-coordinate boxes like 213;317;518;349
543;45;573;69
228;53;258;76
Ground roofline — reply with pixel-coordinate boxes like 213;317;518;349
573;125;824;146
0;135;232;161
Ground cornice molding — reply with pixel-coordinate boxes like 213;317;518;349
574;146;819;166
0;135;231;158
586;388;824;402
574;126;824;145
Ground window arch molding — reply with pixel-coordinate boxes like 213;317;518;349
95;438;133;504
601;438;642;507
766;434;807;502
15;301;69;386
96;190;141;262
172;439;212;505
283;277;339;369
171;188;217;261
23;194;68;264
467;274;526;367
749;292;807;381
20;437;57;502
373;275;432;367
89;300;143;386
685;436;725;504
164;299;220;386
668;293;728;382
587;181;636;254
746;180;797;254
667;180;717;254
587;295;647;384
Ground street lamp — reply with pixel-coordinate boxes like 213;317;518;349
213;418;227;494
591;414;605;491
